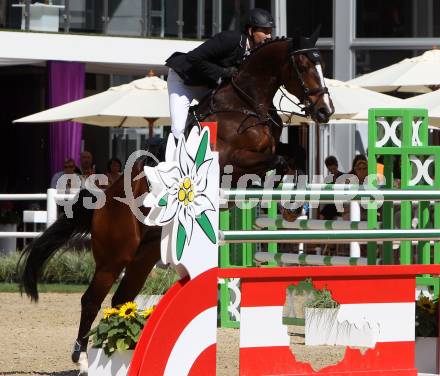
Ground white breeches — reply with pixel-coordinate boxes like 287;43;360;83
167;68;210;138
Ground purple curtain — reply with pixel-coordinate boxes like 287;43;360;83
48;61;85;177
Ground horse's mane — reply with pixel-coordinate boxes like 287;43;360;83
240;37;290;67
239;29;320;69
243;37;289;60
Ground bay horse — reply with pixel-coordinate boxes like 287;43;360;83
18;30;333;370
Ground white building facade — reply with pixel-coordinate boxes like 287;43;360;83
0;0;439;192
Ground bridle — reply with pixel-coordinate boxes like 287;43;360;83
288;47;329;117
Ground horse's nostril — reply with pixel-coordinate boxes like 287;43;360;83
316;107;332;122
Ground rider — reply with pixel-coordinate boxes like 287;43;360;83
166;8;275;138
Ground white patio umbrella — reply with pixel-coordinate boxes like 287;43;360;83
399;89;440;127
14;74;171;134
353;89;440;123
347;49;440;94
275;78;404;124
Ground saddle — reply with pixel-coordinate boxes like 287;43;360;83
189;83;283;135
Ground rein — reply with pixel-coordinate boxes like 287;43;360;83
274;86;307;124
196;82;281;133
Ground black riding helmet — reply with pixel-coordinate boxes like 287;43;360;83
245;8;275;29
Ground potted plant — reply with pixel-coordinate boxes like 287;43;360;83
304;286;340;346
87;301;155;376
0;202;20;254
415;293;438;374
304;285;379;347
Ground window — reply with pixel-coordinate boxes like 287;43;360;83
107;0;143;36
221;0;256;32
164;0;177;37
356;0;440;38
182;0;214;39
69;1;105;34
287;0;333;38
320;50;333;79
182;0;198;38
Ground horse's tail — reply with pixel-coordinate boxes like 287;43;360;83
18;189;96;301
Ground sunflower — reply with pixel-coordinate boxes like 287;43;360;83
142;305;156;319
103;307;119;319
417;295;436;314
119;302;137;319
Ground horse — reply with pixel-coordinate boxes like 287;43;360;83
18;30;334;371
196;33;333;184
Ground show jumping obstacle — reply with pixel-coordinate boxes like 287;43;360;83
220;264;439;376
126;109;440;376
219;107;440;328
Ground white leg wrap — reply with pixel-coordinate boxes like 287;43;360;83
78;351;88;375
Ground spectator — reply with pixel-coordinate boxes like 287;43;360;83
106;158;122;186
348;154;367;175
77;150;98;188
78;150;95;177
50;158;78;190
353;158;368;185
343;158;369;221
319;156;344;220
324;156;343;183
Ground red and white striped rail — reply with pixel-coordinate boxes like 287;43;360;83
219;264;440;376
129;264;440;376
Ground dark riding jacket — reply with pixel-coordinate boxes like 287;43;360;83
166;31;248;88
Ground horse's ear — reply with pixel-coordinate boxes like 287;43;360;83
309;24;321;46
289;26;320;52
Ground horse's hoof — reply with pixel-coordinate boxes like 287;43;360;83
72;340;84;363
72;350;80;363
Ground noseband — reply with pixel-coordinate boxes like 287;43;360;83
290;48;329;116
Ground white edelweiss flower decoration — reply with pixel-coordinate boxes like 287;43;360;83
144;127;216;261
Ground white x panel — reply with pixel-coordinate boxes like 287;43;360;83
409;155;434;186
411;119;423;146
376;117;402;147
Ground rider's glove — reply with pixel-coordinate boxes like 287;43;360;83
222;66;238;79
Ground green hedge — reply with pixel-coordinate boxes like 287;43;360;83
0;251;21;283
140;267;179;295
0;250;95;284
0;251;178;294
42;251;95;284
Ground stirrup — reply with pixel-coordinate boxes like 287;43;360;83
183;109;202;139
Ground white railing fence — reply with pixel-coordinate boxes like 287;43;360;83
0;188;76;240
